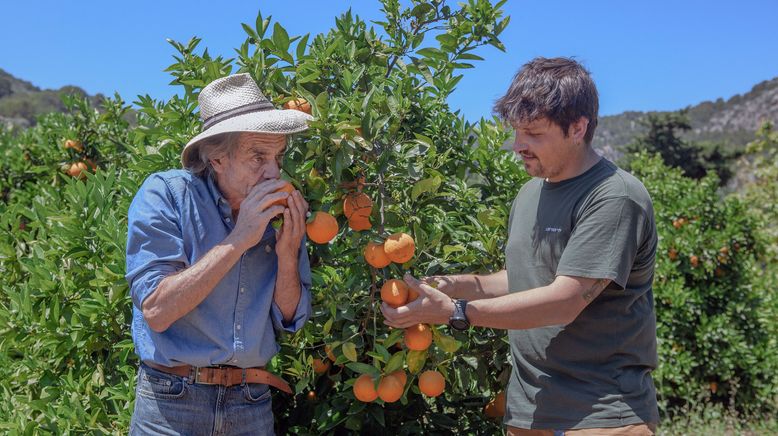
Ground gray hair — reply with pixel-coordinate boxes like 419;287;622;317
493;57;599;145
184;132;243;178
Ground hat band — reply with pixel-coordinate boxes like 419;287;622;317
202;101;275;130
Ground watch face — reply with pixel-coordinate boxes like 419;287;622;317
450;318;469;331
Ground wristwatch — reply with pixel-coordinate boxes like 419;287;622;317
449;299;470;331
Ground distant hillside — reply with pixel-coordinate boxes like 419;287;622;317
593;77;778;160
0;68;103;129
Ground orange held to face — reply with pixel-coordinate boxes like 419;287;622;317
364;241;391;268
418;370;445;397
381;279;409;308
306;211;339;244
353;374;378;402
404;323;432;351
269;181;295;207
384;232;415;264
377;374;404;403
283;98;312;115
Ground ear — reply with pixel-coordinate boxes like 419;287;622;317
210;156;227;175
569;117;589;144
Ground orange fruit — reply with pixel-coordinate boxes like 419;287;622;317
306;211;339;244
348;215;372;231
484;392;507;417
668;248;678;261
312;358;330;374
283;98;312;114
406;286;419;303
710;381;718;394
353;374;378;402
307;390;317;401
64;139;83;152
381;279;409;308
377;374;404;403
343;192;373;221
384;232;415;264
389;370;407;387
67;161;89;179
418;370;445;397
364;241;391;268
269;181;295;207
690;255;699;268
404;323;432;351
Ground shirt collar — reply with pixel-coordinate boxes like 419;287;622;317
206;172;233;217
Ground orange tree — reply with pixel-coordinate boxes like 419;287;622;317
1;1;776;434
630;152;777;418
0;1;518;433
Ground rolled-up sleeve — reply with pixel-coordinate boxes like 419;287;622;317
271;238;313;333
125;175;188;310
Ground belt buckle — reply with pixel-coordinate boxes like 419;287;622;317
194;367;220;385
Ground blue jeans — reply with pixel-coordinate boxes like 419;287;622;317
130;363;275;436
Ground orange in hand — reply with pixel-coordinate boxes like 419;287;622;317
269;181;295;207
381;279;409;308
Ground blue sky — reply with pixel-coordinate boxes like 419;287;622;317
2;1;777;120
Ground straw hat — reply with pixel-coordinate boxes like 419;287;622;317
181;73;312;167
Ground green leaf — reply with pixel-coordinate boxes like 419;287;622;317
407;350;427;374
241;23;259;40
435;333;461;353
342;342;358;362
272;22;290;52
385;351;406;373
346;362;380;377
296;33;310;59
411;176;442;200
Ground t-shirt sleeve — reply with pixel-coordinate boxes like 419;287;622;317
556;196;647;290
125;174;189;310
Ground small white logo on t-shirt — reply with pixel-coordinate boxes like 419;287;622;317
545;227;562;233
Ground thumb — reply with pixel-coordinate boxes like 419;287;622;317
404;273;435;297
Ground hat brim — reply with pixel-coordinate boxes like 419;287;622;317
181;109;313;168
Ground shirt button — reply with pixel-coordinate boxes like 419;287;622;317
236;324;241;330
265;245;272;253
240;287;245;293
225;217;231;222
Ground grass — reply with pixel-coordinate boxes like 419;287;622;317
658;402;777;435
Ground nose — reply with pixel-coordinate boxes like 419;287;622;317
512;136;528;154
263;159;281;179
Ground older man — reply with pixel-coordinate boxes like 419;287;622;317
125;73;313;435
382;57;659;435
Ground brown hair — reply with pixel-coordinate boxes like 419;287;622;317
493;57;599;145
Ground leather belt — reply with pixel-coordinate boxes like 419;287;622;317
144;361;292;394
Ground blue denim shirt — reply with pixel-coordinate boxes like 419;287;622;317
125;169;312;368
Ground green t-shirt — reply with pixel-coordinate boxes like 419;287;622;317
504;158;659;429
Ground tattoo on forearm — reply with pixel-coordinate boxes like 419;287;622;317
582;279;609;303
